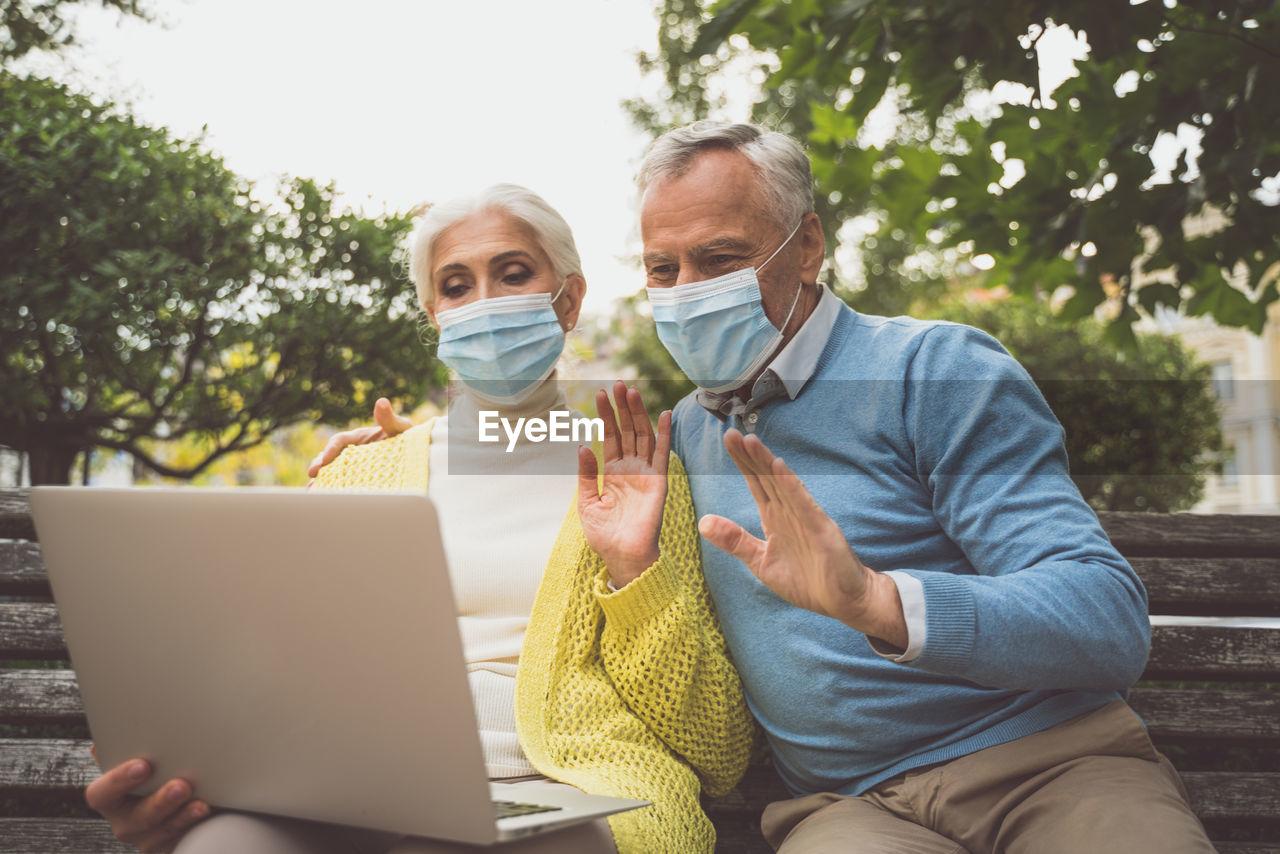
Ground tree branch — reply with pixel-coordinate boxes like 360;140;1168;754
1166;21;1280;60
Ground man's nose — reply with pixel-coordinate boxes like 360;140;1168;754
674;265;705;288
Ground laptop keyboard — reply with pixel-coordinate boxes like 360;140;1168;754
493;799;564;819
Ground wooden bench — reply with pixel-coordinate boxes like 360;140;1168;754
2;489;1278;853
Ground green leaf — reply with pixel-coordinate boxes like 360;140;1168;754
1136;283;1181;316
690;0;762;57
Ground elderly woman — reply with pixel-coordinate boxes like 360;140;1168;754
85;185;754;854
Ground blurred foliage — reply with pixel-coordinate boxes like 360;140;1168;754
928;296;1221;511
131;396;446;488
134;421;333;487
632;0;1280;337
0;73;446;483
0;0;149;62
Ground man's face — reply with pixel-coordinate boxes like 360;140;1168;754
639;148;819;335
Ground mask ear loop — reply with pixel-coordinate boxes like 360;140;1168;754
757;220;807;334
756;219;805;275
549;277;573;331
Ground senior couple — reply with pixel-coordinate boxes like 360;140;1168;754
87;122;1215;853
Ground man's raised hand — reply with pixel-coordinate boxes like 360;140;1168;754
697;428;907;648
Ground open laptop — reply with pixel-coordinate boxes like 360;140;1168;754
29;487;648;844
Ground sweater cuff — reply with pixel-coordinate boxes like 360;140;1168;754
867;571;926;662
904;570;977;674
594;554;682;628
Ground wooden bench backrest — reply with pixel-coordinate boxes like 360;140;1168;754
2;490;1278;852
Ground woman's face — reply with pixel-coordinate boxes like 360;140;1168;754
424;209;584;331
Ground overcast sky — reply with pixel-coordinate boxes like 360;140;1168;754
30;0;665;315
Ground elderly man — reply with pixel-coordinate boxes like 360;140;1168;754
628;121;1213;852
313;121;1212;852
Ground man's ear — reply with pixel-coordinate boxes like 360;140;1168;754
556;274;587;331
798;212;825;284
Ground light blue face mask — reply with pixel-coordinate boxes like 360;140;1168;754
434;286;566;405
646;222;803;393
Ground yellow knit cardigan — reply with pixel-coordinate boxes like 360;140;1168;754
314;421;755;852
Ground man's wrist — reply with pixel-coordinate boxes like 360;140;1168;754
842;570;909;650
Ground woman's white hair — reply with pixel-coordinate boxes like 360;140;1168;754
637;121;815;230
407;184;583;308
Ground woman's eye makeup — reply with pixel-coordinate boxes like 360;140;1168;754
439;277;470;298
500;264;534;285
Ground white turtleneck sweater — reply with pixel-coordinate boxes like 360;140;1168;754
426;377;581;778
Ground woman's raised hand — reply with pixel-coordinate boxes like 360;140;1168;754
577;381;671;588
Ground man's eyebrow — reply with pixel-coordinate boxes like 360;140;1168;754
642;237;751;267
693;237;751;255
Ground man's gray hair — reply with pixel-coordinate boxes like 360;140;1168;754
638;121;815;229
407;183;583;308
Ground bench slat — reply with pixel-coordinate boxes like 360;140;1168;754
0;541;50;597
1129;688;1280;742
1182;771;1280;821
3;670;1274;747
0;490;33;541
0;737;95;793
8;606;1276;680
0;668;84;723
7;552;1280;615
0;602;66;659
1146;625;1280;681
0;819;131;854
1099;511;1280;558
1134;556;1280;616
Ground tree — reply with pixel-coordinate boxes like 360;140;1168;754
634;0;1280;335
928;296;1221;511
0;73;445;484
1;0;149;63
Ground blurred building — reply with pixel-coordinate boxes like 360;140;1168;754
1169;305;1280;514
1131;206;1280;514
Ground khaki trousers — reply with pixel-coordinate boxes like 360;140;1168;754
761;701;1215;854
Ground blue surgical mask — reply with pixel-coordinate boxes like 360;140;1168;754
434;286;566;405
646;222;803;393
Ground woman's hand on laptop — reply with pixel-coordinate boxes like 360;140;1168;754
306;397;412;483
85;751;210;853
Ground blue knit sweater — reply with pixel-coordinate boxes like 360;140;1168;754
671;304;1151;797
